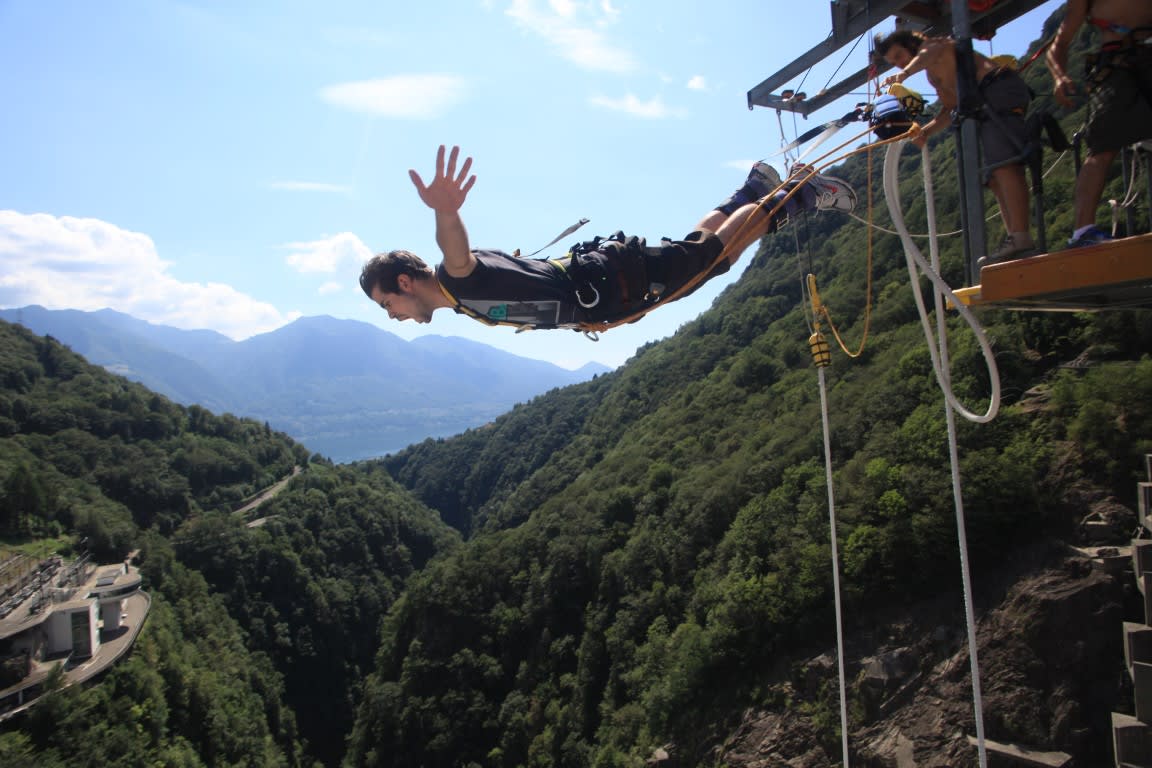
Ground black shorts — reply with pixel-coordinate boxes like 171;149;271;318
572;230;727;323
978;69;1030;181
1086;44;1152;153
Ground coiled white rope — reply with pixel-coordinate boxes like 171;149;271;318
881;141;1001;423
881;139;1002;768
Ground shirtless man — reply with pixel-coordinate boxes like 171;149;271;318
1046;0;1152;247
877;29;1034;266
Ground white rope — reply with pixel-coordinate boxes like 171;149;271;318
881;142;1001;423
847;211;963;238
849;149;1070;239
882;140;998;767
817;364;851;767
1108;145;1148;236
797;208;850;764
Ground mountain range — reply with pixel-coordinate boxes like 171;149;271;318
0;305;610;462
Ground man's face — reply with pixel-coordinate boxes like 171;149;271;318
370;275;433;324
884;44;913;70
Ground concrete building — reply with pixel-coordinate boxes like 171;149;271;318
0;555;150;721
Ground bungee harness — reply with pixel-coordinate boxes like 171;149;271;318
1085;27;1152;107
435;232;680;337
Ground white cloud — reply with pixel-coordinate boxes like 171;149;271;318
0;211;297;340
270;181;352;194
283;232;373;274
549;0;576;17
687;75;707;91
588;93;686;119
320;75;467;118
506;0;636;73
318;281;344;295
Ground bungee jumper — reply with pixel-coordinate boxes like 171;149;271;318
359;145;856;335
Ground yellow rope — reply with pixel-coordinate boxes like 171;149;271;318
797;124;918;359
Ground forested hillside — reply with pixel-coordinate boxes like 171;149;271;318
0;321;460;766
0;308;609;463
2;6;1151;767
348;11;1152;767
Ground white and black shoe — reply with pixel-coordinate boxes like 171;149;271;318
788;164;857;213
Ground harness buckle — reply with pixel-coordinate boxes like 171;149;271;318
576;284;600;308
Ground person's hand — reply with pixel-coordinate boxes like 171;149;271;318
881;72;905;89
409;145;476;214
1053;75;1076;108
909;122;928;148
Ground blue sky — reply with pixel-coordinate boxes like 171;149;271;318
0;0;1061;370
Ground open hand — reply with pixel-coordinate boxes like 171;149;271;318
409;145;476;214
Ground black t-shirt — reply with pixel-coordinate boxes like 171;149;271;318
437;232;726;328
437;249;583;327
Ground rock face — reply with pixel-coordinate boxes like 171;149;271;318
718;545;1133;767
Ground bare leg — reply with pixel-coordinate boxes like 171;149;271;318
989;165;1031;237
695;209;728;233
714;204;776;265
1074;150;1117;229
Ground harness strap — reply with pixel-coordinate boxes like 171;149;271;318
437;279;566;331
437;281;502;327
1089;16;1133;37
436;258;593;332
1087;37;1152;109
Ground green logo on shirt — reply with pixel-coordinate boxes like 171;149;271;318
488;304;508;320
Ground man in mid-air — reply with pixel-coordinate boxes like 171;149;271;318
360;145;856;332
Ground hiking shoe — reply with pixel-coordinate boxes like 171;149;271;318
788;165;856;213
977;234;1037;268
1066;225;1112;249
744;161;783;199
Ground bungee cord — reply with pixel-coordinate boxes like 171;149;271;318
881;136;1003;768
763;16;1080;768
790;103;1006;768
881;138;1001;423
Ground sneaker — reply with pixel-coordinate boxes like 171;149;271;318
787;165;857;213
977;234;1037;268
1066;225;1112;249
744;161;783;198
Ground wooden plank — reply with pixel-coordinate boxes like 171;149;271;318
978;233;1152;305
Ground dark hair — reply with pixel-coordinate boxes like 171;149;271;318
874;29;924;59
359;250;433;297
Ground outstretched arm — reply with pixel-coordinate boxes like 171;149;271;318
409;145;478;278
1046;0;1088;108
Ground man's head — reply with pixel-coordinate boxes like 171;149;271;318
874;29;924;69
359;250;439;323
